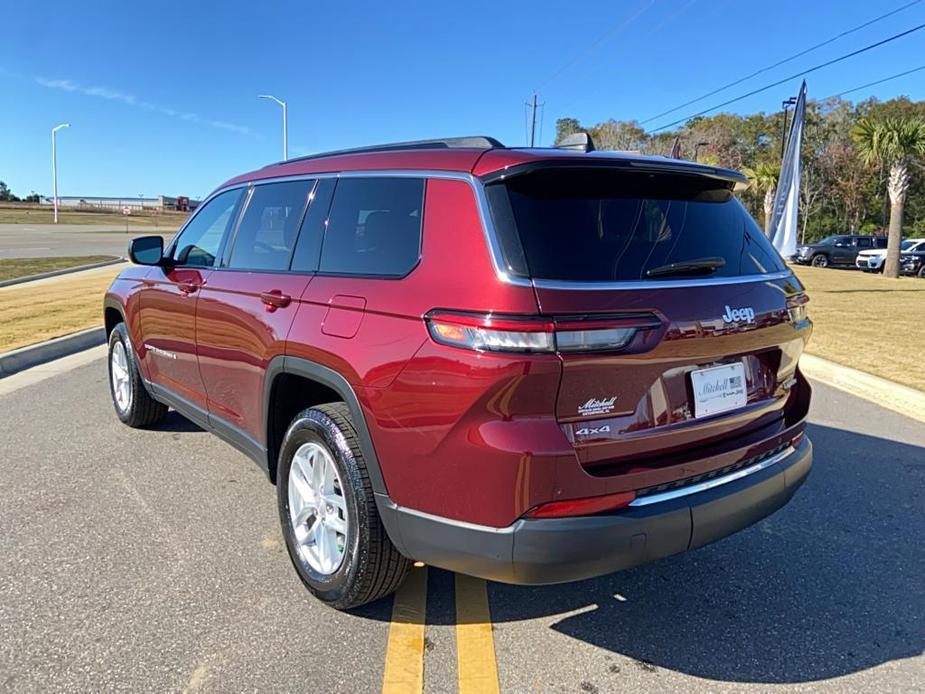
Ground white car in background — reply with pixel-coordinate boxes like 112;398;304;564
856;238;925;271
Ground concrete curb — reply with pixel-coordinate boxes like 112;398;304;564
801;353;925;424
0;327;106;379
0;258;125;288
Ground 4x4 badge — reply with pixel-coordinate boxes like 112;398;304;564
578;397;617;417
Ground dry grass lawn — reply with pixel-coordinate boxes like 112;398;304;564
0;266;123;352
0;203;187;229
0;255;117;282
793;265;925;392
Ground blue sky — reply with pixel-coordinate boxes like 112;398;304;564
2;0;923;199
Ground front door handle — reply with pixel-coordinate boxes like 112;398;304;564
178;281;201;294
260;289;292;310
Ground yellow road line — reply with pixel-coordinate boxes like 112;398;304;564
455;575;500;694
382;566;428;694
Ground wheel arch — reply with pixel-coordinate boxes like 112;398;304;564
263;356;388;495
103;298;125;337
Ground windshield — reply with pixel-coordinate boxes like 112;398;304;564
901;240;917;251
485;168;787;282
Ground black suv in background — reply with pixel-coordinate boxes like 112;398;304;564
793;234;887;268
901;249;925;277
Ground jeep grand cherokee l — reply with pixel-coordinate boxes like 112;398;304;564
104;135;813;609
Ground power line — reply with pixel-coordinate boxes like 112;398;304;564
640;0;923;125
536;0;654;92
649;21;925;133
820;64;925;100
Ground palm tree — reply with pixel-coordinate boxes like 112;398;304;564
743;163;780;235
852;116;925;278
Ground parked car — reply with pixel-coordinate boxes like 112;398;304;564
901;249;925;277
794;234;887;268
856;238;925;271
104;135;813;610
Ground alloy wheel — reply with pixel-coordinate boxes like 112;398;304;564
110;341;132;413
288;441;349;575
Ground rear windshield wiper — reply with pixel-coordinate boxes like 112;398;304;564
645;257;726;278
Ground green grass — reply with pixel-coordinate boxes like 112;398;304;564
0;255;119;282
0;202;188;228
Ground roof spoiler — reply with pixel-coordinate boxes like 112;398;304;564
556;132;596;153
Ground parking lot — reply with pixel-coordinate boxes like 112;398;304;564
0;352;922;693
0;224;175;259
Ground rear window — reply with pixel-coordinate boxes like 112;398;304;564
486;168;786;282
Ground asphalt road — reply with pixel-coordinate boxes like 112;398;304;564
1;355;922;693
0;224;176;258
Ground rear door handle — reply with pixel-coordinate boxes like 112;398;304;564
260;289;291;310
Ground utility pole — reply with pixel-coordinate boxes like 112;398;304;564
529;93;538;147
51;123;70;224
780;96;797;161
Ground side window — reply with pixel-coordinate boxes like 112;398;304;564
227;180;314;271
290;179;336;273
856;237;872;248
877;237;889;249
319;177;424;277
171;189;242;267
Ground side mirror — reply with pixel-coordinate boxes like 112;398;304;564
128;235;165;266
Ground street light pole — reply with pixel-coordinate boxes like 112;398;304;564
51;123;70;224
780;97;797;161
258;94;288;161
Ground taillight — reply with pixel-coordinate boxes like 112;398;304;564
786;294;810;323
524;490;636;518
427;312;555;353
425;311;639;354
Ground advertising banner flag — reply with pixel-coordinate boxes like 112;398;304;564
769;81;807;259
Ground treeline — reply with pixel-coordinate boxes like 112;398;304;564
555;96;925;244
0;181;41;203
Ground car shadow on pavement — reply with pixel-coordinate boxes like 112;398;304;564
476;423;923;684
152;410;204;434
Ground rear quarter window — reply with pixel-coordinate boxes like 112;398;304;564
319;177;424;277
487;168;787;282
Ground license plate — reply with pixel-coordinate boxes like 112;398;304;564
690;362;747;418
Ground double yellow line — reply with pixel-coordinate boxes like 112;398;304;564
381;567;500;694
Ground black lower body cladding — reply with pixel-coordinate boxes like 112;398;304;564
378;438;813;584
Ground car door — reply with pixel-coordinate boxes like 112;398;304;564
137;188;244;411
831;236;852;265
287;176;427;387
196;178;330;444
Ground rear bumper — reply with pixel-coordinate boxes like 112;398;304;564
378;437;812;585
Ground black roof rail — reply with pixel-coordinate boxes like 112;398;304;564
267;136;505;167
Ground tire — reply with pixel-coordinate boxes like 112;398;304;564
277;403;409;610
917;265;925;279
811;254;829;268
108;323;168;428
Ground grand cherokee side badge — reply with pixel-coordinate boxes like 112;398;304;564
578;396;617;417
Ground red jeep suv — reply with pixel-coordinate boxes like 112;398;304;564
104;135;813;609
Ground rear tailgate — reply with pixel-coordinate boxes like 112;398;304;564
536;278;809;470
482;162;812;474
